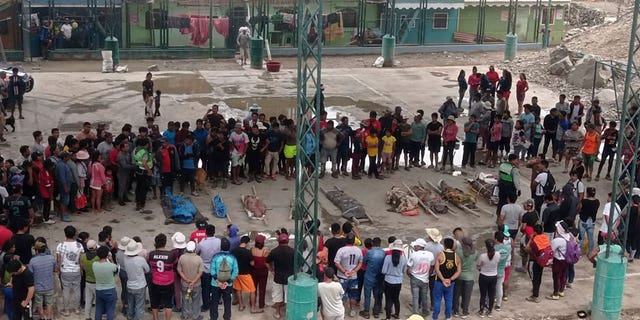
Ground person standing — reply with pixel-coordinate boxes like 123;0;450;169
6;260;34;320
432;238;461;320
461;115;480;169
364;129;383;179
237;28;251;65
231;236;259;313
581;123;600;181
409;114;427;167
317;267;345;320
81;240;100;320
596;121;618;181
178;241;203;320
579;187;600;255
494;231;511;311
525;225;549;303
133;138;152;211
334;233;363;317
210;238;239;320
142;72;154;117
497;154;521;215
407;238;434;317
568;95;584;125
124;240;149;320
426;113;443;169
178;134;200;195
93;246;119;320
382;240;407;320
156;138;180;195
8;68;25;119
468;67;480;107
441;116;458;172
148;233;177;320
360;237;385;319
548;222;570;300
56;225;84;316
515;73;529;115
457;70;468;109
28;241;56;320
251;234;270;311
197;224;221;312
116;142;136;206
229;123;249;185
266;233;295;319
452;237;477;318
319;120;342;178
476;239;500;317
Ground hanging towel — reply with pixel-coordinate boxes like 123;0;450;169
188;16;210;46
212;17;229;38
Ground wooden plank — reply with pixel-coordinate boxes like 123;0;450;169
402;182;439;220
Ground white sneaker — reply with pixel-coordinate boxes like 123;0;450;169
349;310;356;317
43;219;56;224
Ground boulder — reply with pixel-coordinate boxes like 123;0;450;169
548;56;573;76
550;46;571;65
567;58;609;89
147;64;159;72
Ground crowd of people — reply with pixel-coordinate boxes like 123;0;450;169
0;65;637;320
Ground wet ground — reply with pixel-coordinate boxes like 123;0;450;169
3;64;639;320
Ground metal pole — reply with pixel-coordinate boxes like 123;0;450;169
542;0;551;47
208;0;213;58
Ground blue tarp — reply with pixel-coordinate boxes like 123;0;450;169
166;191;197;224
213;194;227;219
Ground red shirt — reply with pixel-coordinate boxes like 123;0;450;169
516;80;528;94
468;74;481;90
190;230;207;243
39;169;53;198
486;70;499;86
160;148;171;173
365;119;381;132
109;148;119;166
148;249;177;285
0;226;13;249
361;248;369;271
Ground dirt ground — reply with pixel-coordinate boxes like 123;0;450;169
3;47;640;320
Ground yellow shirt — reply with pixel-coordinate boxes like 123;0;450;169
382;135;396;154
365;136;379;157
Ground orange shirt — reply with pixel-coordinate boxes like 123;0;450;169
582;131;599;155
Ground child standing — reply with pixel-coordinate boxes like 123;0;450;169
381;130;396;174
528;117;543;158
365;129;383;179
512;120;528;160
487;115;502;168
103;168;114;211
154;90;162;117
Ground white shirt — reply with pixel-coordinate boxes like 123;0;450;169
56;241;84;273
551;237;567;260
61;23;72;39
572;180;585;198
407;250;435;283
317;281;345;317
534;172;548;196
599;202;621;234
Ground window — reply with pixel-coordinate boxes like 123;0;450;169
540;8;555;25
433;12;448;29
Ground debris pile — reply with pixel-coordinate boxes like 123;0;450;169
565;3;606;27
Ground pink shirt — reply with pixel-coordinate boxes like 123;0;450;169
443;124;458;143
229;131;249;155
89;162;106;188
491;122;503;142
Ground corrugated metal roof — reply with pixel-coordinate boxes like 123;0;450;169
395;0;465;9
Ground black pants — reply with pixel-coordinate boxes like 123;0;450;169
161;172;174;194
247;150;261;175
497;180;518;215
135;171;150;208
384;282;401;319
527;260;544;297
180;168;195;193
442;141;455;168
409;140;421;164
542;133;556;156
356;269;365;302
597;147;615;176
368;156;380;177
534;195;544;215
201;272;211;311
210;286;232;320
461;142;476;167
478;274;497;312
42;197;51;221
12;303;30;320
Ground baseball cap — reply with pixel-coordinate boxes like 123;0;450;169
278;233;289;244
186;241;196;252
87;240;98;250
195;219;208;230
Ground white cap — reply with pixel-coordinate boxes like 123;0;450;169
186;241;196;252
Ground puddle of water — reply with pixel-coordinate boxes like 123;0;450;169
223;96;388;119
125;73;212;95
63;103;109;114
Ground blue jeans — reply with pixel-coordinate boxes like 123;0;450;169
126;287;146;320
182;285;202;320
210;286;232;320
410;275;429;315
580;218;595;255
95;288;117;320
432;280;455;320
362;277;383;314
201;273;211;311
4;287;13;320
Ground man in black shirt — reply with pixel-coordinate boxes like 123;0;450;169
11;220;34;265
3;178;34;233
542;108;559;156
323;223;345;270
230;236;258;313
7;259;35;320
426;113;444;168
266;233;294;319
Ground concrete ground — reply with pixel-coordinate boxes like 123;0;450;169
2;58;639;320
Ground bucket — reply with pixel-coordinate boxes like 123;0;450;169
266;61;281;72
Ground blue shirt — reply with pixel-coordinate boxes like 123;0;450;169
336;125;352;151
162;130;176;145
464;122;480;143
303;132;316;154
55;159;73;189
268;132;283;152
363;247;385;282
381;254;407;284
29;253;57;292
182;145;195;169
210;252;239;287
519;113;535;137
193;128;208;149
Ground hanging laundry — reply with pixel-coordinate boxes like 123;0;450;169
169;15;190;29
212;17;229;38
188;16;210;46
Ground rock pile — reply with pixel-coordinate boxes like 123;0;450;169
566;3;606;27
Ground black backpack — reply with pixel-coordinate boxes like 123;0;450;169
542;171;556;195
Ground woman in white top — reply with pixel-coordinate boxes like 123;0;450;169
476;239;500;317
549;221;570;300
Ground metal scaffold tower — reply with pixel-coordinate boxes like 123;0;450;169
287;0;322;317
591;1;640;318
